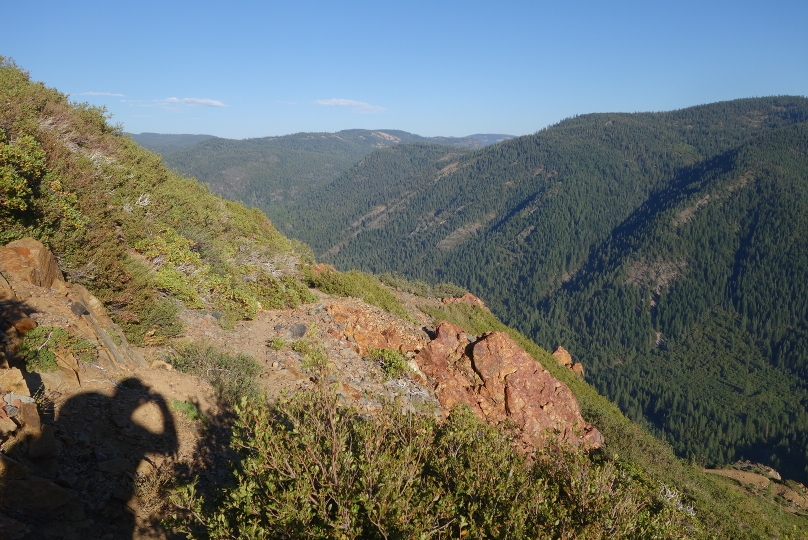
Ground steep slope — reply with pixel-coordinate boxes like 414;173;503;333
0;57;313;343
2;59;807;538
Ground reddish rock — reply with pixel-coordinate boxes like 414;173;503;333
327;303;424;356
441;292;492;313
17;402;40;432
571;363;585;377
0;237;65;288
416;322;602;451
552;346;573;368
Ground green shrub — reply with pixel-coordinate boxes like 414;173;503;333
304;266;412;321
18;325;97;372
170;398;205;423
165;342;260;403
291;336;328;371
168;385;694;539
266;337;285;350
379;273;467;298
366;347;410;380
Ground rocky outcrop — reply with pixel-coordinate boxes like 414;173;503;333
0;238;145;371
326;303;426;356
441;292;491;313
416;322;602;451
553;346;585;377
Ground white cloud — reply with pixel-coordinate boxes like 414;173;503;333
314;98;386;113
164;97;226;107
80;91;125;97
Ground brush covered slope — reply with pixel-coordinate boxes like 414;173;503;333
0;57;314;343
273;97;808;483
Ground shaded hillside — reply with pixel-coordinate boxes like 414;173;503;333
277;97;808;481
139;129;512;218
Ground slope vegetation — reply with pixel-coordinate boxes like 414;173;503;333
2;58;807;538
0;57;313;342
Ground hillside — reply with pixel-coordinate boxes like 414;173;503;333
124;132;218;155
132;130;511;219
3;58;808;538
272;97;808;483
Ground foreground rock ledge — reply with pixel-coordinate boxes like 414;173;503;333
415;322;603;451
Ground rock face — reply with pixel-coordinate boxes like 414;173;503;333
0;237;145;370
552;346;573;367
0;237;65;289
416;322;603;451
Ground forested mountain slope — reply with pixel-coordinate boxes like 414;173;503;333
277;97;808;481
127;132;218;154
136;129;511;219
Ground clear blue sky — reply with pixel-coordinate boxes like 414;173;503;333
3;1;806;139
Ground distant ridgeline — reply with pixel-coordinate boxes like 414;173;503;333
272;97;808;482
130;130;513;220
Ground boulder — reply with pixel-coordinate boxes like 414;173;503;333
416;322;602;451
552;346;573;368
16;402;41;432
0;238;64;288
0;368;30;396
0;416;17;435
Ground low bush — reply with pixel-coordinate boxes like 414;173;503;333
18;325;97;372
303;266;412;321
165;342;260;403
366;347;410;380
169;384;694;539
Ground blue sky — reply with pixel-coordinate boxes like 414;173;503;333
3;1;807;139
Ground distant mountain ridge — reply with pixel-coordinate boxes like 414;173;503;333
129;130;513;215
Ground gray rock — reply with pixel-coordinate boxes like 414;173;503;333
3;393;35;404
